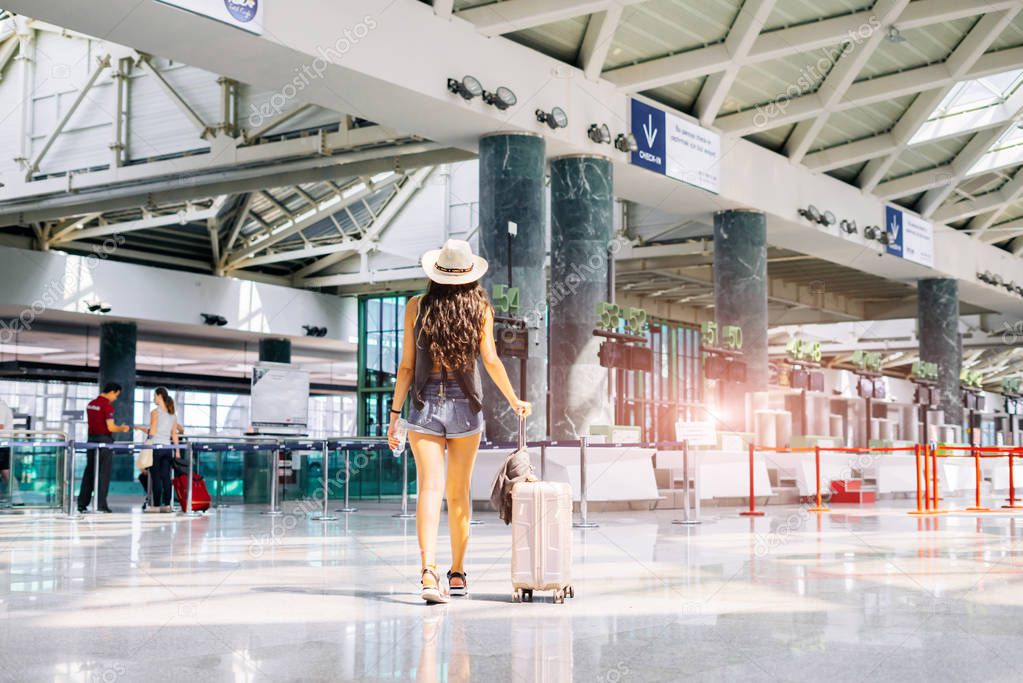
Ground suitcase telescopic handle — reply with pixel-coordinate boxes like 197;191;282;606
518;413;526;451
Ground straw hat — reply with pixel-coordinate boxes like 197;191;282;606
421;239;489;285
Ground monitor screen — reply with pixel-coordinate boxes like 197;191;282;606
809;371;824;392
858;378;873;399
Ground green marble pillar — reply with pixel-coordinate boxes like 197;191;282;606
98;321;137;441
918;278;962;426
479;133;547;442
714;210;768;422
259;338;291;364
549;155;614;440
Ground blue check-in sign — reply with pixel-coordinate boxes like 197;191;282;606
631;99;666;175
629;98;721;194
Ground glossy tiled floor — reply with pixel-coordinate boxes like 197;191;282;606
3;498;1023;682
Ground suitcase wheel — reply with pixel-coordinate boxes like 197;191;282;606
566;585;575;599
523;589;533;603
512;589;522;603
553;589;565;604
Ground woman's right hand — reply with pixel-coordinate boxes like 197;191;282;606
387;417;400;451
510;398;532;417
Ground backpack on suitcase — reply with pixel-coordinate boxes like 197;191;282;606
508;416;575;604
173;472;212;512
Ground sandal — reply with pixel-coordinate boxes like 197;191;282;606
447;570;467;597
421;567;448;604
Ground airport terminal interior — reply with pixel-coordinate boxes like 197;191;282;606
5;0;1023;680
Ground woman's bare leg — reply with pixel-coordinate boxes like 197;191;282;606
409;431;447;571
445;432;481;575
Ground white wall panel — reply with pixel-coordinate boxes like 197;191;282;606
126;63;214;160
0;244;357;339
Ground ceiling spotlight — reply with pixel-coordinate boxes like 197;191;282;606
993;273;1005;286
614;132;638;153
886;26;906;44
821;210;836;227
85;301;111;314
482;86;517;110
303;325;328;337
536;106;568;130
587;123;612;144
864;225;882;241
446;75;483;101
798;205;822;222
877;230;892;245
839;219;858;234
201;313;228;326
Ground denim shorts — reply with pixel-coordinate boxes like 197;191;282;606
407;378;485;439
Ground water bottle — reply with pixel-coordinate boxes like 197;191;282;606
393;418;408;458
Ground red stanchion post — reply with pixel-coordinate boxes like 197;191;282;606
740;443;765;517
922;442;932;512
908;444;926;516
965;444;990;512
808;445;829;513
931;443;946;512
1003;449;1023;509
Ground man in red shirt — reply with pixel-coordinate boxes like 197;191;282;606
77;383;131;513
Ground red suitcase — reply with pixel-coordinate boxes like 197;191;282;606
174;472;212;511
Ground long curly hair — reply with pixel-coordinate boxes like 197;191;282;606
417;281;490;370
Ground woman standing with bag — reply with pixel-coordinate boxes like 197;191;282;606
145;387;181;513
387;239;531;604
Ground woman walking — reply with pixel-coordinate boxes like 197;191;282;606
145;387;181;513
388;239;531;604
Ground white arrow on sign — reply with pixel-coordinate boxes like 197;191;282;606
642;114;658;148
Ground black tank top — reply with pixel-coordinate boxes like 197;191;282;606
411;299;484;414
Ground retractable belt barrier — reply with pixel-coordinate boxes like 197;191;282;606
0;431;70;515
741;442;1023;517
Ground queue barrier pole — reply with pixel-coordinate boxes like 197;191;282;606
262;446;283;517
64;438;76;518
740;443;765;517
965;444;991;512
179;442;202;517
214;450;228;509
907;444;928;516
1004;449;1023;509
392;446;415;519
672;440;700;525
336;448;358;513
311;441;339;522
573;436;598;529
807;445;830;513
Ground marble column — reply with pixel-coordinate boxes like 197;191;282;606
918;278;962;426
259;337;291;364
713;210;768;419
98;322;137;441
478;132;547;442
549;155;614;440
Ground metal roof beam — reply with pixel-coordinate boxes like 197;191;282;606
605;0;1011;92
784;0;909;164
458;0;647;37
716;45;1023;137
857;8;1019;192
223;174;402;269
49;206;219;244
932;167;1023;223
578;5;623;81
695;0;776;126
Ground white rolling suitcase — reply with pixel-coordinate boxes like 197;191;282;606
510;478;575;603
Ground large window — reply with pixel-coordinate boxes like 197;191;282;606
616;322;702;441
358;293;414;435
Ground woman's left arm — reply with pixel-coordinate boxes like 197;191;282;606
479;307;532;417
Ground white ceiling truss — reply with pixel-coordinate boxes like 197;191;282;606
447;0;1023;252
0;16;463;285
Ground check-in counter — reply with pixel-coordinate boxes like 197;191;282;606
472;443;659;505
656;449;773;501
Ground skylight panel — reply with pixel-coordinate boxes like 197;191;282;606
910;68;1023;145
